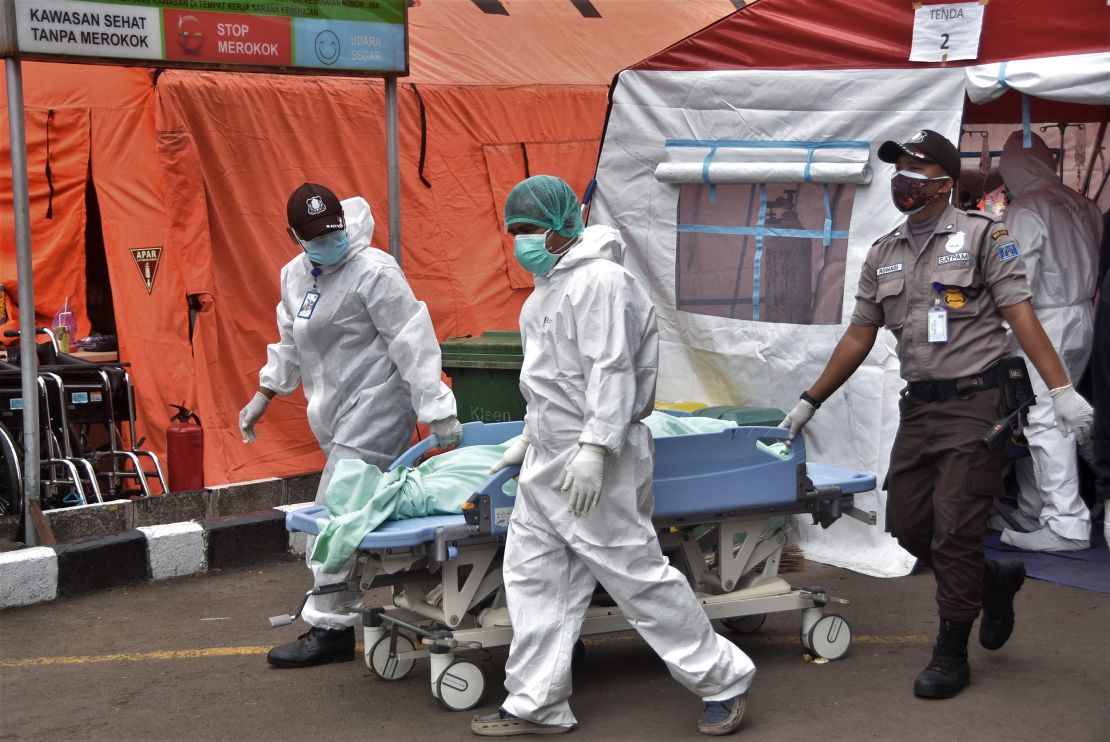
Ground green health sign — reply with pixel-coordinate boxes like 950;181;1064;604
9;0;408;75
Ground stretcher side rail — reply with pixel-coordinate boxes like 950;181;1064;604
284;422;878;554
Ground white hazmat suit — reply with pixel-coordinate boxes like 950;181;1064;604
999;132;1103;545
260;196;456;627
501;224;755;726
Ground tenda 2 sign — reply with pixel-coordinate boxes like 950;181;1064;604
10;0;407;75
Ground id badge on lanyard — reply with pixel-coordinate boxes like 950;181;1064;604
928;283;947;343
298;289;321;320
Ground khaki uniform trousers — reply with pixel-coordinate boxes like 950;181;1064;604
886;387;1008;622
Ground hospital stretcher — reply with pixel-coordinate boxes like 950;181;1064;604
272;420;877;711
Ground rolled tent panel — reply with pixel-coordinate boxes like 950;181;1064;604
655;139;873;185
965;53;1110;105
656;163;872;185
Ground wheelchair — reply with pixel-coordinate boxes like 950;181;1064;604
0;328;167;513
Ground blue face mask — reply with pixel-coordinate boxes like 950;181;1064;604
514;231;559;277
300;231;351;266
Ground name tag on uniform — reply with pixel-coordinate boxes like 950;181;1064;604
297;289;321;319
928;307;948;342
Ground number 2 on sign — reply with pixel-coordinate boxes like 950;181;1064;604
939;33;950;49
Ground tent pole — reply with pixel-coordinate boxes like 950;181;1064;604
1080;114;1108;198
385;76;402;267
5;57;42;545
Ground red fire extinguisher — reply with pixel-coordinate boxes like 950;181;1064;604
168;404;204;492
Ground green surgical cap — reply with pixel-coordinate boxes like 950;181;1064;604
504;175;584;238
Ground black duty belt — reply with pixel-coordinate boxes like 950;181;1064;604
905;373;999;402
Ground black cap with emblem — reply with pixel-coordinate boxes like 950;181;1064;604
287;182;345;241
878;129;962;183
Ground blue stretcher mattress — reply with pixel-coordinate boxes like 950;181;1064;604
285;421;876;552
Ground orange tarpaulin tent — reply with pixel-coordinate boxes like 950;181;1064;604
0;0;737;488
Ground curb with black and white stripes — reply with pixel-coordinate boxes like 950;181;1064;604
0;503;314;610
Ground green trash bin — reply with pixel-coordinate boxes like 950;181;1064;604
694;406;786;427
440;331;527;423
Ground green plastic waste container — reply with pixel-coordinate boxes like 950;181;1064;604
440;331;527;423
694;406;786;427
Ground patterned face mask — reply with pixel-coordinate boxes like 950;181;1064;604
890;170;950;214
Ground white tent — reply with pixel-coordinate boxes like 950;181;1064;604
591;0;1110;576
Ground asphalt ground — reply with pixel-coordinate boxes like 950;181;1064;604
0;555;1105;742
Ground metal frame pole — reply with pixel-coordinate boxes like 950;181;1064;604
385;76;402;266
5;56;41;545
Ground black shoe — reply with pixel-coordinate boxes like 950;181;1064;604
267;626;355;668
914;618;972;699
979;559;1025;650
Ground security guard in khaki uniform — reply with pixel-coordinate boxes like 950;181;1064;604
780;130;1094;700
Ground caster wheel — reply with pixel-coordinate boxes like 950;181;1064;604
723;614;767;635
435;660;485;711
367;634;416;680
805;614;852;660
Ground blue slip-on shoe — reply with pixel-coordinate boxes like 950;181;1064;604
471;708;576;736
697;695;747;736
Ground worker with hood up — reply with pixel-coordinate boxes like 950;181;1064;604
995;132;1103;552
239;183;462;668
470;175;755;737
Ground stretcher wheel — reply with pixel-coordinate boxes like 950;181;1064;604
805;614;852;661
367;634;416;680
435;660;485;711
723;614;767;635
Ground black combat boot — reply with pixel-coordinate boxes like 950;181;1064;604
979;558;1026;650
913;618;972;699
267;626;355;668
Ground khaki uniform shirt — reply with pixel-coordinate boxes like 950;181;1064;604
851;204;1032;382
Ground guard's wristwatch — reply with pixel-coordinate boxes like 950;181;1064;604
800;391;822;409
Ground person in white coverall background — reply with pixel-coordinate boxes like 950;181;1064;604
470;176;754;737
993;133;1103;552
238;183;462;668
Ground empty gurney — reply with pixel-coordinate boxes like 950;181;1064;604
274;419;876;711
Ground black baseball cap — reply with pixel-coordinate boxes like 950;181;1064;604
287;183;345;240
878;129;961;183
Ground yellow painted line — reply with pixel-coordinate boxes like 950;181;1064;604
1;634;931;669
581;632;932;648
730;634;930;646
0;644;368;669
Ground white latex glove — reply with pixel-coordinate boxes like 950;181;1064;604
779;399;816;446
490;431;531;475
238;392;271;443
430;416;464;448
1049;384;1094;445
561;444;607;518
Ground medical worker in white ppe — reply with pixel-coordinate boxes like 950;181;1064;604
239;183;462;668
471;176;754;738
995;133;1103;552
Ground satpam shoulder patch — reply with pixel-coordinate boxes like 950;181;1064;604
991;228;1010;239
997;240;1020;262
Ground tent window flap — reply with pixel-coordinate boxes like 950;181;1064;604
674;181;855;325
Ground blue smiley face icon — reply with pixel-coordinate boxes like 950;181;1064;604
315;30;340;65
